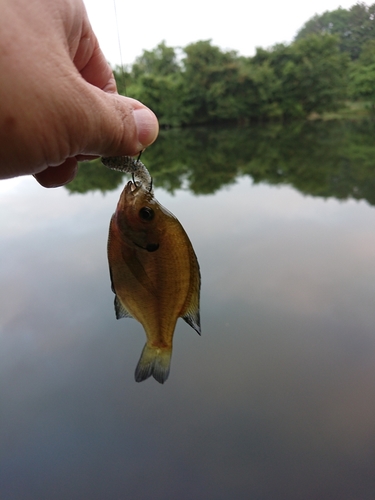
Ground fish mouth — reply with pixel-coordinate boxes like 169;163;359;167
134;242;160;252
127;180;141;192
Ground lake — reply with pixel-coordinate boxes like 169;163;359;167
1;121;375;499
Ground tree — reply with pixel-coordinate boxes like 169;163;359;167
66;159;124;193
285;34;349;115
122;42;184;127
131;41;180;78
237;58;283;120
181;40;241;124
295;3;375;60
349;39;375;109
251;35;349;118
126;73;186;127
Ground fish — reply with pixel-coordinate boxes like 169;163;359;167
102;156;201;384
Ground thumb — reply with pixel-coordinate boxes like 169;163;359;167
76;86;159;158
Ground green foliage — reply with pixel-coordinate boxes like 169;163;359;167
349;39;375;107
295;8;350;41
118;36;351;125
126;73;186;127
237;59;283;119
65;159;123;194
244;35;349;118
296;2;375;60
110;3;375;125
114;42;187;127
181;41;241;124
131;41;180;78
285;35;349;115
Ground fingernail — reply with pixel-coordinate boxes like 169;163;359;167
133;108;159;147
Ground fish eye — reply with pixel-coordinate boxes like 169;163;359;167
139;206;155;221
146;243;159;252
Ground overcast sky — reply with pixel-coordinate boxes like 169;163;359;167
83;0;365;66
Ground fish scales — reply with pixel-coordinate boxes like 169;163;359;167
102;156;201;384
109;210;197;342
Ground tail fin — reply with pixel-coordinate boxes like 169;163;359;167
134;344;172;384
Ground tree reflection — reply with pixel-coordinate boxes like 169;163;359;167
65;158;124;193
66;120;375;205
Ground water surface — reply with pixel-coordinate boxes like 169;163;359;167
1;122;375;499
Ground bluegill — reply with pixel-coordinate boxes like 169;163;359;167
102;156;201;384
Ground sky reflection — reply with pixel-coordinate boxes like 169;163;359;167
1;176;375;499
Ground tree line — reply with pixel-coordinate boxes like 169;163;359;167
113;2;375;126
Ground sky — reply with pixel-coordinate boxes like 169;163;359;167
83;0;365;66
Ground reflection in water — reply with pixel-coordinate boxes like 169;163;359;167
1;126;375;498
68;119;375;206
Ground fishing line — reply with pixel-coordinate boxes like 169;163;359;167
113;0;146;159
113;0;126;95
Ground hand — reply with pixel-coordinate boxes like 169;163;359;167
0;0;159;187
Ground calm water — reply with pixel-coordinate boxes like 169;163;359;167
1;122;375;499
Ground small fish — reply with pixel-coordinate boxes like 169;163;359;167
102;156;201;384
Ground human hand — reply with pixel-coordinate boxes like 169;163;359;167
0;0;159;187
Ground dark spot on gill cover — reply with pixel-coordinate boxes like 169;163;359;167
133;242;160;252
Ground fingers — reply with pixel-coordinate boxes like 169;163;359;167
34;158;78;188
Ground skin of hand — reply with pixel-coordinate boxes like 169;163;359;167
0;0;159;187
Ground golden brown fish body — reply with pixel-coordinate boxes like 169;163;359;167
107;179;201;384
